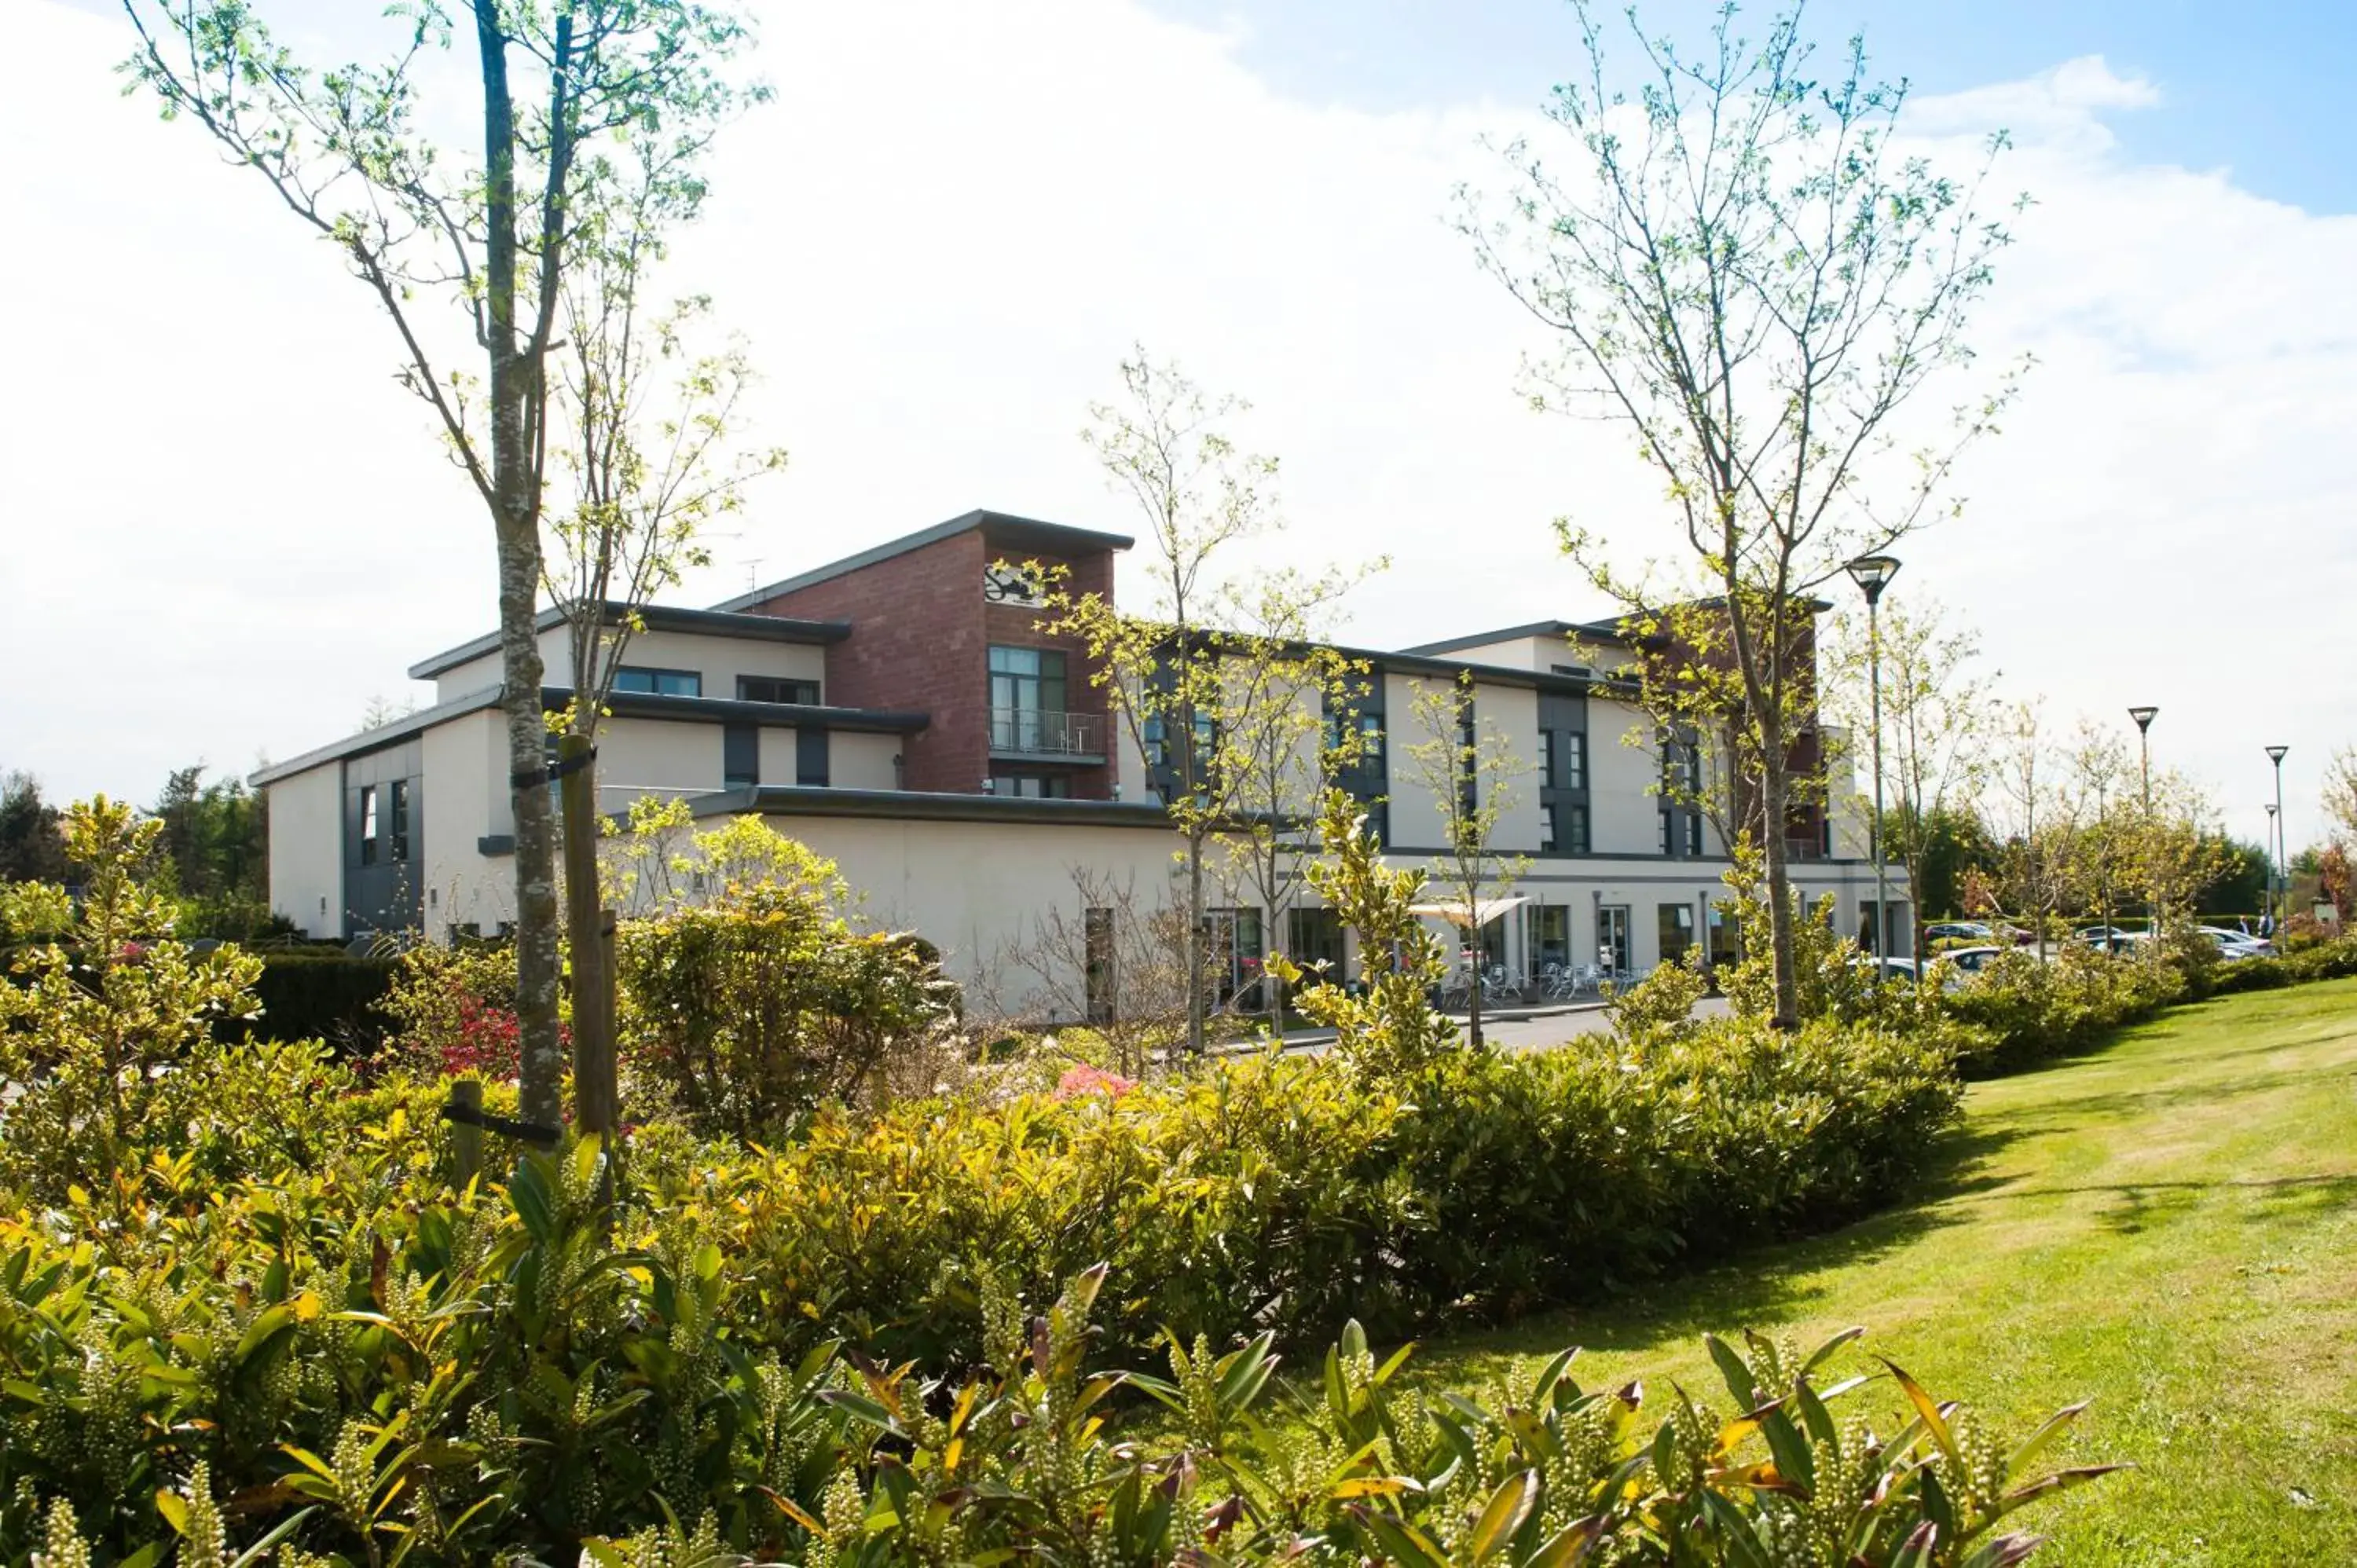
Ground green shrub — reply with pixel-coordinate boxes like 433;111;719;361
222;951;399;1049
0;799;262;1203
616;880;960;1140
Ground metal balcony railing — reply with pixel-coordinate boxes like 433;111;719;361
989;707;1104;757
1784;833;1827;862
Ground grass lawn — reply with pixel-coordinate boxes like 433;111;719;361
1399;976;2357;1564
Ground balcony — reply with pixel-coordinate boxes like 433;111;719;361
989;707;1105;760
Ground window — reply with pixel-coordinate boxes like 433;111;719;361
1567;803;1589;854
1659;808;1672;856
1457;701;1478;816
614;665;701;697
358;785;379;866
1658;903;1696;966
738;675;821;705
1565;731;1586;791
1533;905;1571;970
1686;814;1705;855
797;728;830;787
1288;907;1347;979
1550;663;1593;678
1539;728;1556;789
388;779;410;863
992;772;1070;799
724;724;758;790
1540;802;1557;854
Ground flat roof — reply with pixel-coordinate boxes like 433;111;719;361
251;683;506;787
1398;617;1634;657
713;508;1135;612
693;784;1173;830
251;683;930;788
407;603;852;680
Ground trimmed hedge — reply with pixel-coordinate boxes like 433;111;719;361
219;951;399;1047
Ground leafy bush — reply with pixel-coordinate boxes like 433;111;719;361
377;940;526;1079
0;799;262;1202
616;877;960;1140
1;1223;2118;1566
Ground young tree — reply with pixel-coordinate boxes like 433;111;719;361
122;1;762;1131
1827;597;1995;959
2324;746;2357;847
1402;671;1533;1046
1047;350;1361;1054
977;867;1206;1079
1967;701;2073;958
1465;1;2022;1024
0;771;69;885
545;249;785;1133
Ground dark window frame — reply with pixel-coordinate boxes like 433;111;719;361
613;665;702;698
737;674;822;706
387;779;411;863
357;784;379;867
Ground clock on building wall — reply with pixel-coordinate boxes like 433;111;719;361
983;562;1047;607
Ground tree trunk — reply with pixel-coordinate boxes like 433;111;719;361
475;1;566;1131
1758;757;1801;1028
560;731;616;1136
1467;930;1484;1047
1186;830;1207;1057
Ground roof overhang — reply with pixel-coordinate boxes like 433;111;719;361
407;603;852;680
713;508;1134;612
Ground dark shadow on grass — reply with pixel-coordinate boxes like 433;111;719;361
1990;1067;2337;1133
1409;1118;2027;1370
1973;1173;2357;1234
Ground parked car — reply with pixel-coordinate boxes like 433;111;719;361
1937;945;2012;975
1924;921;1991;944
2198;926;2274;960
1851;955;1922;984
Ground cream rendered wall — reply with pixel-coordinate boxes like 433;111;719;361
433;654;503;703
1585;694;1661;856
590;627;827;698
1382;673;1450;849
266;763;343;939
1475;681;1543;855
831;732;902;791
757;726;801;787
433;627;830;705
753;812;1187;1013
596;716;725;808
420;709;515;936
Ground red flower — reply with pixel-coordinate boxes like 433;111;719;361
1054;1064;1136;1101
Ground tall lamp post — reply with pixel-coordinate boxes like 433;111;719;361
1846;553;1901;972
2266;744;2289;934
2129;705;2158;933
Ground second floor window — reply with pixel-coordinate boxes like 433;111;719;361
738;675;821;705
388;779;410;863
1539;728;1556;789
1540;802;1556;853
1565;731;1586;791
614;666;701;697
357;785;379;866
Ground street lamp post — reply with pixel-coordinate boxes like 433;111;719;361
2265;803;2280;935
1846;554;1901;973
2266;745;2289;935
2129;705;2158;933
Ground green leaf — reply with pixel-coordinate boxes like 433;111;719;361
2003;1401;2090;1480
1468;1469;1539;1563
226;1507;321;1568
1347;1505;1451;1568
1699;1491;1772;1568
1521;1515;1606;1568
1703;1335;1759;1411
1879;1357;1960;1471
1800;1326;1865;1377
234;1305;296;1365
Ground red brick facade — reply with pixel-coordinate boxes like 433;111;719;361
742;523;1119;798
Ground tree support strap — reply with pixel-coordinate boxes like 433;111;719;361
440;1097;564;1148
511;745;596;791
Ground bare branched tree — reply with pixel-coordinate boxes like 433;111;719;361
121;0;763;1130
975;867;1206;1079
1464;0;2025;1024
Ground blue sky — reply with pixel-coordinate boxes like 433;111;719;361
9;0;2355;854
1149;0;2357;213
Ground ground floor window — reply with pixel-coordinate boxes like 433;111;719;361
1597;903;1631;973
1533;904;1571;970
1203;907;1265;1005
1708;898;1741;969
1658;903;1696;967
1287;906;1346;983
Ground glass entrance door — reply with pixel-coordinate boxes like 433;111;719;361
1597;904;1631;975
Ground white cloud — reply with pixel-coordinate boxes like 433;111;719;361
3;0;2350;857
